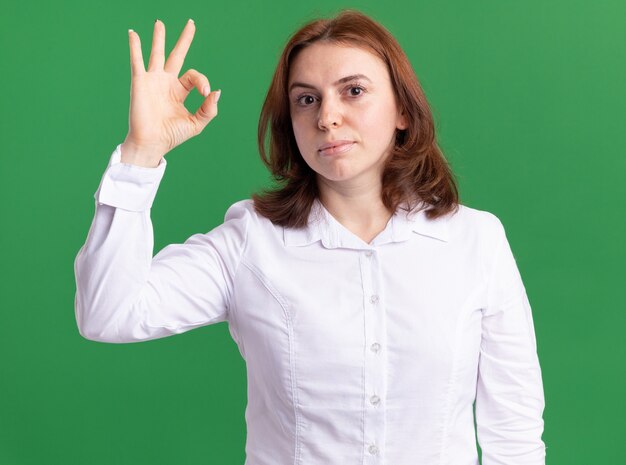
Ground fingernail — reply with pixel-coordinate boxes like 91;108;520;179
155;18;159;23
202;85;210;97
215;90;221;103
188;18;194;24
128;29;134;34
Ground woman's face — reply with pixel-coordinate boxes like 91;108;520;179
288;42;407;189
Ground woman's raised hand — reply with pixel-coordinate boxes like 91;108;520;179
121;19;220;167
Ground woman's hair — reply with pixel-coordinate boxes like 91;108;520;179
252;9;459;228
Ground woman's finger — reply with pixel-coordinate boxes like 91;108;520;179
147;19;166;72
179;69;211;97
128;30;145;77
193;90;221;131
164;19;196;76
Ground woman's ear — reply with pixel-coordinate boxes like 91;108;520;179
397;110;408;130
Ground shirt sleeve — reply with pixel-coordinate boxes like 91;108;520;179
475;217;546;464
73;144;250;343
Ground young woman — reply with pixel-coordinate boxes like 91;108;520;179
74;10;546;465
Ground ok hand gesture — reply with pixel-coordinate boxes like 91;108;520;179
121;19;221;167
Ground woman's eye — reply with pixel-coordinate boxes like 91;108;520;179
297;95;316;105
349;86;364;96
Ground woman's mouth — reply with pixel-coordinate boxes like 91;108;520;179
318;141;355;156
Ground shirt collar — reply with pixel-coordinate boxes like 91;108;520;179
283;198;450;249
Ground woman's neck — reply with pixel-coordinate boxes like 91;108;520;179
317;178;393;244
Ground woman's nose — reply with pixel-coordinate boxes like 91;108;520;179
317;98;342;130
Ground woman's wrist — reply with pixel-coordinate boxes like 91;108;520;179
120;140;165;168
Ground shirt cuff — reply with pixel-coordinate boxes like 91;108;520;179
94;143;167;212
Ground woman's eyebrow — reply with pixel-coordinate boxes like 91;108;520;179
288;74;371;93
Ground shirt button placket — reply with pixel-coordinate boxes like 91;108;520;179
360;248;386;463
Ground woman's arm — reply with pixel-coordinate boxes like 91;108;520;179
74;19;244;343
475;218;546;464
73;144;250;343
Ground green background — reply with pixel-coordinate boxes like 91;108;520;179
1;0;624;463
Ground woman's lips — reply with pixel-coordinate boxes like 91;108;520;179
318;141;355;156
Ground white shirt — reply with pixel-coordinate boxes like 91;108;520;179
74;144;546;465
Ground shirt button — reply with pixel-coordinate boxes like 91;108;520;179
370;394;381;406
368;444;379;455
365;250;373;258
370;294;379;304
370;342;381;353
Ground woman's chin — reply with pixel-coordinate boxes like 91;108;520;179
315;169;365;185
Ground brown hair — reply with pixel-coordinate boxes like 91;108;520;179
252;9;459;228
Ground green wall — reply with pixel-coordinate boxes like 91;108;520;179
1;0;624;463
